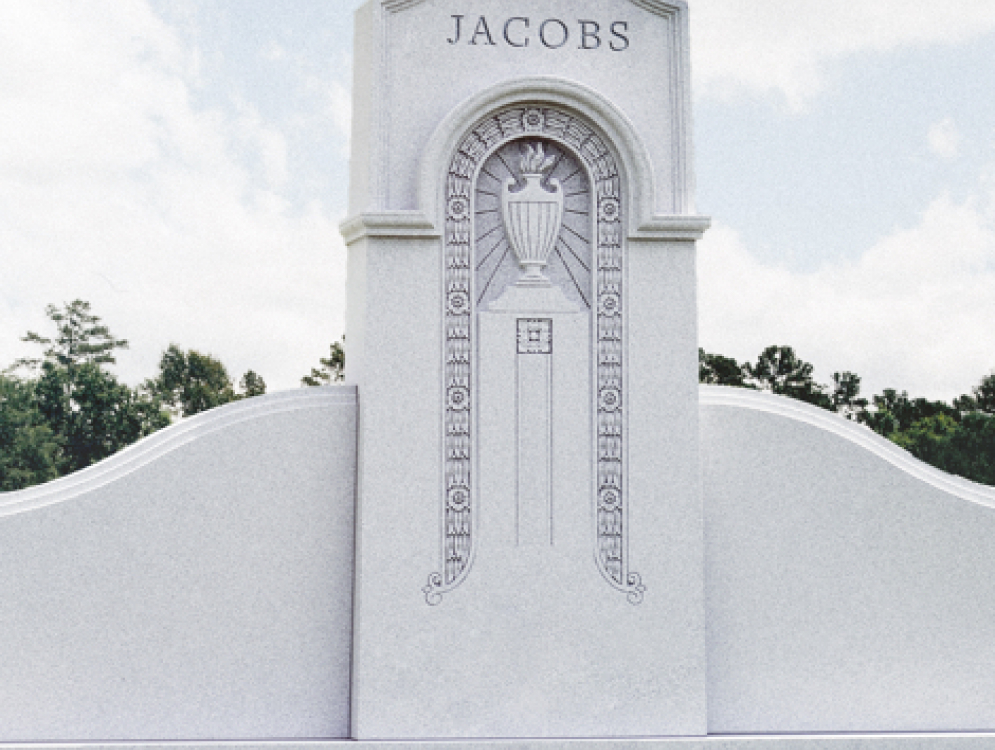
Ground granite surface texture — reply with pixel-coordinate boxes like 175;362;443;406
349;0;694;217
700;386;995;735
4;736;995;749
2;387;995;740
0;388;358;741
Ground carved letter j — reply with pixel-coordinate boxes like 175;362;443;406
447;15;463;45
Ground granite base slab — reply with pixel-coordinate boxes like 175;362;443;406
5;736;995;750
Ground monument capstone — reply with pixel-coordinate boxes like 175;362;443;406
2;1;995;748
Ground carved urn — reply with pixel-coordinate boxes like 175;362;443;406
501;143;563;286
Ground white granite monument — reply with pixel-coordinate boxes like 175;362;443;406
342;0;707;739
1;1;995;748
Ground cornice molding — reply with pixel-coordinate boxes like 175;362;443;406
700;385;995;508
339;211;440;245
0;387;358;517
381;0;422;11
631;214;711;241
382;0;686;15
628;0;686;17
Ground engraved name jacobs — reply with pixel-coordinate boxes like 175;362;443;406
447;15;630;51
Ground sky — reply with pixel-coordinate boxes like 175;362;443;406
1;1;994;402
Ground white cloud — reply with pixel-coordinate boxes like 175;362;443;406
699;187;995;402
6;0;992;406
0;1;184;179
928;118;961;159
0;0;346;392
692;0;995;108
233;105;290;190
263;41;287;62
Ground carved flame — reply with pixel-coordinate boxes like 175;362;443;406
519;143;556;176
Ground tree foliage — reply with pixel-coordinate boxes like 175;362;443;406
861;388;959;436
149;344;267;418
3;302;991;490
955;371;995;414
35;360;170;474
302;338;345;386
240;370;267;398
699;344;995;486
831;371;868;421
4;301;170;477
0;374;60;490
1;302;266;491
891;412;995;486
152;344;237;418
698;348;747;387
742;345;833;409
16;299;129;371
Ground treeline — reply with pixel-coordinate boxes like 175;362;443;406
3;302;990;491
0;300;344;491
701;345;995;486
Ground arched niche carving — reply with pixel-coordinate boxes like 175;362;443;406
423;102;644;606
416;76;661;234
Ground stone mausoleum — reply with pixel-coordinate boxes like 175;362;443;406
2;2;995;748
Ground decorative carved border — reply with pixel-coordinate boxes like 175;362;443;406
424;104;643;605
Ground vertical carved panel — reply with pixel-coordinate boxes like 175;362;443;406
424;106;644;605
516;318;554;547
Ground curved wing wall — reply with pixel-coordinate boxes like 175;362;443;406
0;387;357;741
701;385;995;734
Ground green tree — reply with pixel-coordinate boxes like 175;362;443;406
953;371;995;414
152;344;238;418
15;299;130;410
17;299;129;371
302;338;345;386
0;374;60;490
877;370;995;486
743;345;832;409
696;343;995;487
151;344;265;417
3;302;272;489
973;371;995;414
861;388;959;436
948;411;995;484
891;413;961;471
239;369;267;398
698;348;749;387
831;371;868;421
9;301;169;478
33;362;169;474
890;412;995;486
